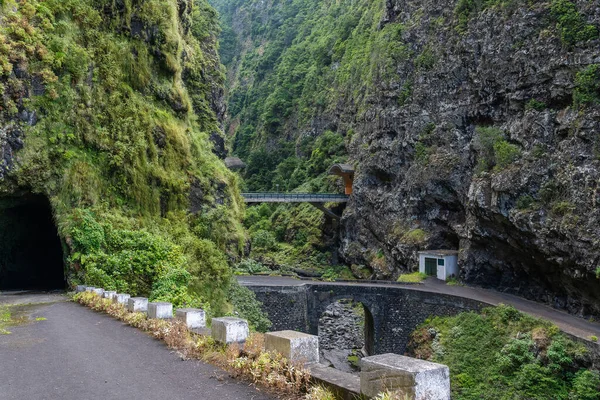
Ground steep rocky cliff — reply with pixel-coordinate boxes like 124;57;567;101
215;0;600;317
0;0;244;309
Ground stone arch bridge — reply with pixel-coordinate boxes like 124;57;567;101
241;279;486;355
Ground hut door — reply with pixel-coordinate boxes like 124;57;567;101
424;257;437;276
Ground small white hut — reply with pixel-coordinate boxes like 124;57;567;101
418;250;458;281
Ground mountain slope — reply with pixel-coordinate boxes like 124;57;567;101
215;0;600;317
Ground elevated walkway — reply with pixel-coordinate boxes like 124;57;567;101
242;193;349;203
239;164;353;219
241;193;348;219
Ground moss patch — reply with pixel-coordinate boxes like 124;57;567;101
0;0;244;312
397;272;428;283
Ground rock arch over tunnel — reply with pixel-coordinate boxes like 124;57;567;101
0;194;65;290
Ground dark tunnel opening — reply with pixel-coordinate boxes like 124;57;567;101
0;194;65;291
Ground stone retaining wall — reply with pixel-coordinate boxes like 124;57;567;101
251;285;309;332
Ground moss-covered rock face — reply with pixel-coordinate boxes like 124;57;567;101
215;0;600;317
0;0;244;311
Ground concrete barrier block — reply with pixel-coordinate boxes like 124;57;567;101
360;353;450;400
176;308;206;329
265;330;319;364
112;293;130;305
127;297;149;313
75;285;86;293
148;302;173;319
211;317;249;344
103;291;116;299
85;287;95;292
91;288;104;297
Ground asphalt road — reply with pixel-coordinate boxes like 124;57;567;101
237;275;600;341
0;294;274;400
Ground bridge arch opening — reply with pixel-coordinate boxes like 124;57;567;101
0;194;65;290
318;298;374;373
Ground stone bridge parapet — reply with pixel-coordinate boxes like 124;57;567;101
247;283;486;355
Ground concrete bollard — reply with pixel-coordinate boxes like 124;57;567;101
175;308;206;329
103;291;117;299
75;285;87;293
360;353;450;400
127;297;149;313
147;302;173;319
112;293;131;305
211;317;249;345
265;330;319;364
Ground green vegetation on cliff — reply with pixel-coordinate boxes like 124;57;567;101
213;0;600;306
409;305;599;400
0;0;246;313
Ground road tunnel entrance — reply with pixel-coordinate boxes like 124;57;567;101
0;194;64;290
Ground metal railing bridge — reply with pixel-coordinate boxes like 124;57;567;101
241;192;349;219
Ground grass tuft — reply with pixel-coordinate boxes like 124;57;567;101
397;272;428;283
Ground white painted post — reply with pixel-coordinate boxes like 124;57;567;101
265;330;319;364
147;302;173;319
103;291;117;299
175;308;206;328
112;293;130;305
127;297;149;313
360;354;450;400
211;317;249;344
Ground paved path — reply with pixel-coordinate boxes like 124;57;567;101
0;293;274;400
238;275;600;342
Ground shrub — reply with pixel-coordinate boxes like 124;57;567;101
514;363;568;399
415;47;435;70
251;229;278;252
516;195;535;210
525;99;547;111
570;370;600;400
321;265;355;281
474;127;521;172
69;209;106;253
226;279;272;332
573;64;600;107
402;229;428;245
414;142;430;165
85;266;116;291
596;267;600;279
234;259;271;275
550;0;598;45
494;140;521;170
67;210;188;297
496;335;535;373
150;268;208;310
407;305;589;399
